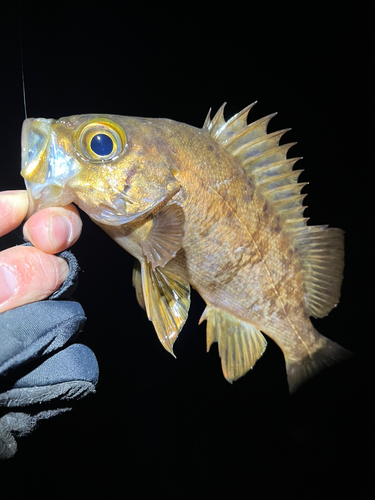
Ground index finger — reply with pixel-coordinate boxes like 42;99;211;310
0;191;28;237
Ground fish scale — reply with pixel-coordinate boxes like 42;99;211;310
21;103;351;392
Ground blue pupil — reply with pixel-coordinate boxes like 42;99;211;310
90;133;114;156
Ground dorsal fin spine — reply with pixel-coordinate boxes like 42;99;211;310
252;158;301;177
221;102;257;135
242;143;297;171
284;217;310;229
279;204;308;217
231;128;291;158
268;181;308;196
210;103;227;137
257;169;304;187
203;108;212;129
223;111;275;148
273;193;307;213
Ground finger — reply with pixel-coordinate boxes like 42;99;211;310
0;245;69;314
0;191;28;237
23;205;82;254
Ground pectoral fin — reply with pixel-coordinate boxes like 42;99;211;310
141;261;190;356
140;203;185;269
199;307;267;382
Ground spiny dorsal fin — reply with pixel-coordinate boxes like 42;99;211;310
204;105;302;226
141;261;190;356
204;103;344;318
199;306;267;383
203;102;227;136
203;102;258;142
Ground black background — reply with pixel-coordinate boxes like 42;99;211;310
1;2;373;498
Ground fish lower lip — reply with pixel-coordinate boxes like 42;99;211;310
25;189;36;220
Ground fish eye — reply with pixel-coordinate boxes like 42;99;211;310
77;119;127;162
90;133;114;156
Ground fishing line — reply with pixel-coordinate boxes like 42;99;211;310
18;1;27;119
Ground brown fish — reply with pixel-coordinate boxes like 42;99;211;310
21;102;351;392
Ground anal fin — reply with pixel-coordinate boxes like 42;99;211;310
199;307;267;383
141;261;190;356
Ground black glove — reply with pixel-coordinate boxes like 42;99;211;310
0;251;99;459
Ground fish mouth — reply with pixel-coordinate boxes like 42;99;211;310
21;117;80;219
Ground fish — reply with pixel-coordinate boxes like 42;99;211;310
20;102;351;392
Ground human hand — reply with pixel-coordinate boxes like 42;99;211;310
0;190;98;459
0;190;82;313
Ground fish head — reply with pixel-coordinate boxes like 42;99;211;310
21;114;181;225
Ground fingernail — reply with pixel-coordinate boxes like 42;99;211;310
0;266;17;305
49;216;72;250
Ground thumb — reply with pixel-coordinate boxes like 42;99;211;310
0;246;69;314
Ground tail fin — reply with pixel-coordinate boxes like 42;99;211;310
285;334;352;393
